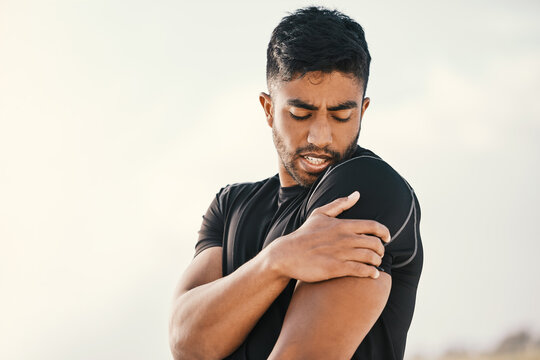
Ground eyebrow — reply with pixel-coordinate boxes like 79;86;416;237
287;98;358;111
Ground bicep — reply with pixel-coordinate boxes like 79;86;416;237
172;247;223;299
270;273;391;359
174;184;229;298
273;158;414;359
269;159;412;358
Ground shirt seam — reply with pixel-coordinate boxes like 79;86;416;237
307;155;419;268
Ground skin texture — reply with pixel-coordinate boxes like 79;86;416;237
169;246;291;360
168;71;392;360
169;195;389;360
268;274;391;359
259;71;370;188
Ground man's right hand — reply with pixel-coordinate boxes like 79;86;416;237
266;191;391;283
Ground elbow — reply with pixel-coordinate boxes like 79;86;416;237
169;344;195;360
169;328;205;360
169;342;185;360
169;321;221;360
169;338;222;360
169;308;197;360
168;296;224;360
169;323;189;360
169;295;197;359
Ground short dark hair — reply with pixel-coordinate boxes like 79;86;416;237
266;6;371;95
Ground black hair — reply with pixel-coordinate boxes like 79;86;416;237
266;6;371;95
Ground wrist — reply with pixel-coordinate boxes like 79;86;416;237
259;236;292;282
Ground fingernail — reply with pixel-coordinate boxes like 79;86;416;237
348;191;359;200
374;269;379;278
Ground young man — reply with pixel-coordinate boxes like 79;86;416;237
169;6;423;360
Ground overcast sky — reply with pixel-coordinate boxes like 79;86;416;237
1;0;539;359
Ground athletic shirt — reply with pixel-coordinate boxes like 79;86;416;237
194;145;423;360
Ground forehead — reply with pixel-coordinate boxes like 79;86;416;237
273;71;364;106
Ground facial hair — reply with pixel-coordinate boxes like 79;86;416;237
272;126;360;188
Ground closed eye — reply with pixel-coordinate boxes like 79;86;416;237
289;112;311;120
332;115;351;122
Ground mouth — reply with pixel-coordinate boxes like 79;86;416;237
299;153;333;173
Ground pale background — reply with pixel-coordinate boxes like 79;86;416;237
1;0;539;359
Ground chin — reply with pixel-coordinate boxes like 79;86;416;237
294;172;322;188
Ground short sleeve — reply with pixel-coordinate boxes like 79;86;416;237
304;157;417;275
194;186;229;258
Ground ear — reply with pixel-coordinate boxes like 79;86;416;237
360;97;370;119
259;92;274;127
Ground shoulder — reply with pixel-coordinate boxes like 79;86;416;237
308;150;413;208
324;154;407;188
305;148;417;238
219;174;278;196
198;174;278;235
214;175;279;208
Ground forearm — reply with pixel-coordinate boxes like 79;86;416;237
169;245;291;360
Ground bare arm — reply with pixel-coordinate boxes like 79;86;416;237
268;274;391;359
168;246;291;360
168;192;390;360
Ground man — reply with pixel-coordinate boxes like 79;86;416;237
169;6;423;360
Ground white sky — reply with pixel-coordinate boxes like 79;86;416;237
1;0;539;359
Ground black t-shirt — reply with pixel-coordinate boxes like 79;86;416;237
195;145;423;360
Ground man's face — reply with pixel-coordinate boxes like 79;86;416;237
260;71;370;188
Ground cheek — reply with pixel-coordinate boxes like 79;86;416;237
335;121;360;144
275;115;305;145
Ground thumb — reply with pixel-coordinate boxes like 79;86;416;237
315;191;360;218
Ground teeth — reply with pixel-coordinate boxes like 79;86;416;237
304;156;327;165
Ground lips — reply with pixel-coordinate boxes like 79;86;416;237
301;152;332;160
299;153;333;173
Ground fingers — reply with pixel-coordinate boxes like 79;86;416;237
345;248;382;267
312;191;360;218
348;234;385;257
310;193;391;244
344;261;381;279
343;219;391;244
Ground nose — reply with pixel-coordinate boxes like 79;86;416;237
307;115;332;148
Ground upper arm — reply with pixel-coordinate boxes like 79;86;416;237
172;246;223;300
304;156;416;274
173;184;230;299
169;247;222;360
270;157;415;358
270;274;391;360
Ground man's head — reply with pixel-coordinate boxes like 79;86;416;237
259;6;371;188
